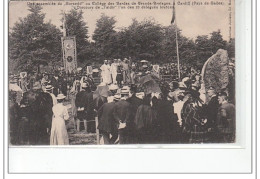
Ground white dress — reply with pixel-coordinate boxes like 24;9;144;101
100;64;112;84
110;63;118;84
50;103;69;145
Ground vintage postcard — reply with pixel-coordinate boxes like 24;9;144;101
8;0;235;146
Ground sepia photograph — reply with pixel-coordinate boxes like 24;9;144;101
8;0;236;146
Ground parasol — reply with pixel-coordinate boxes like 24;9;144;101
138;75;161;94
93;85;109;100
140;60;148;63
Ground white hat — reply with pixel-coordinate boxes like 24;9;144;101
56;94;66;100
107;96;114;103
182;77;190;83
82;83;89;88
109;84;118;91
92;69;99;73
114;94;121;100
98;82;107;86
45;85;53;90
121;86;130;91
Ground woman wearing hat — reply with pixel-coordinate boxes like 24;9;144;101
50;94;70;145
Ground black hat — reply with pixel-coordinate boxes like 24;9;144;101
130;84;137;93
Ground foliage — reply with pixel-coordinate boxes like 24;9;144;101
62;9;89;64
9;4;62;73
9;8;235;72
92;14;117;60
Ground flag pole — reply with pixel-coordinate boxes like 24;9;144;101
63;10;66;37
171;0;181;81
175;23;181;81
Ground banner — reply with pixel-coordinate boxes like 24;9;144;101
61;36;77;73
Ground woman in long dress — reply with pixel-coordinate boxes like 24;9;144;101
50;94;69;145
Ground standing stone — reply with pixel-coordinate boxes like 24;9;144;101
201;49;229;102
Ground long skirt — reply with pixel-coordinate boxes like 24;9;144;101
50;117;69;145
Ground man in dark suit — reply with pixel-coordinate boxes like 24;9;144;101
205;87;219;142
50;71;61;96
97;96;118;144
126;84;142;143
75;82;95;133
206;87;219;129
32;85;53;145
113;88;131;144
217;92;236;143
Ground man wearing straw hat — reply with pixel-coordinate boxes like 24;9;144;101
45;85;57;106
97;95;118;144
113;86;131;144
31;82;53;144
75;82;88;131
75;82;95;133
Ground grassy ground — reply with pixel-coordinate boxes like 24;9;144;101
64;100;97;145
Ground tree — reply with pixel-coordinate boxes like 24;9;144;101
116;18;164;62
209;30;227;54
62;9;89;64
194;35;213;68
92;14;117;60
9;4;62;73
226;38;235;58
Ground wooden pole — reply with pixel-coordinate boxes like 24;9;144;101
175;25;181;81
63;11;66;37
95;116;100;145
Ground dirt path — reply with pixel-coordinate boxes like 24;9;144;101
65;101;97;145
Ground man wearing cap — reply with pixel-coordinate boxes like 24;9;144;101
217;92;236;143
113;87;131;144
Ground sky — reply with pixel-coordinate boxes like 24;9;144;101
9;0;235;41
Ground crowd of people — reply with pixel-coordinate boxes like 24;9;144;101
8;58;236;145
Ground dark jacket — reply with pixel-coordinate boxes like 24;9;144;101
50;76;61;96
127;95;142;123
97;102;117;133
206;95;219;128
113;100;131;125
217;102;236;133
75;90;95;120
156;99;177;134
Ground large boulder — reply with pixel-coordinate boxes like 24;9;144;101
201;49;229;102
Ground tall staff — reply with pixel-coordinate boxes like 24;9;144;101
62;10;66;37
171;0;181;80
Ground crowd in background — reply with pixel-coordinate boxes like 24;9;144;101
8;58;235;145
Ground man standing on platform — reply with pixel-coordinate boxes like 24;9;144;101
122;58;130;84
100;60;112;85
110;59;118;84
